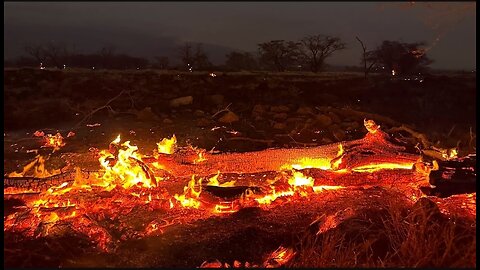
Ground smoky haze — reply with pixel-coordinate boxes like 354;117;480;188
4;2;476;70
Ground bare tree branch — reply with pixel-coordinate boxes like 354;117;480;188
73;89;128;129
24;44;47;65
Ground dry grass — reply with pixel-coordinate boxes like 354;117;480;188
289;198;476;268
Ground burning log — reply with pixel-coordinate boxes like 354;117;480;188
3;172;76;190
158;121;419;178
4;169;98;191
4;120;421;192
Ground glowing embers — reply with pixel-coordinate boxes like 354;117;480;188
253;170;345;205
98;135;158;189
191;146;207;164
171;170;342;211
30;197;76;209
287;144;344;171
46;181;73;195
33;131;67;151
289;157;332;170
351;162;414;173
213;200;241;214
288;171;314;187
364;119;381;134
200;245;295;268
263;246;296;268
254;188;295;205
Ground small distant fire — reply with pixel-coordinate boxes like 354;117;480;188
33;130;68;152
43;133;66;151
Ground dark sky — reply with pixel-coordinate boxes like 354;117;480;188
4;2;476;69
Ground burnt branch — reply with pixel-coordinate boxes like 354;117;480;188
72;89;128;129
355;36;377;78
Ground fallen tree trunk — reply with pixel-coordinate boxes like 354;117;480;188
3;169;98;190
158;128;420;177
4;123;421;190
3;172;76;190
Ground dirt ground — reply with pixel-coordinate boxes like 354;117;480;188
3;69;476;268
4;69;476;169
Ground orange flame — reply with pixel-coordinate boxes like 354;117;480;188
192;147;207;164
173;175;203;208
288;171;314;187
288;157;332;170
364;119;380;134
43;133;66;151
157;135;177;154
253;171;345;205
263;246;296;267
4;124;437;246
98;135;157;189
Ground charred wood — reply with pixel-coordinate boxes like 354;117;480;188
426;154;476;197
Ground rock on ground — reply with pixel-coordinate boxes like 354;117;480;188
170;96;193;107
218;111;240;124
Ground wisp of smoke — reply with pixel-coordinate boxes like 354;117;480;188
377;2;476;53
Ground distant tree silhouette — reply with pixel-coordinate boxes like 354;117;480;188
177;42;195;71
225;51;258;71
99;45;116;69
24;44;47;66
69;53;99;68
177;42;212;71
43;42;75;69
113;54;149;69
298;35;346;73
154;56;170;69
17;44;149;70
366;40;433;75
13;56;37;67
193;44;212;70
258;40;300;72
